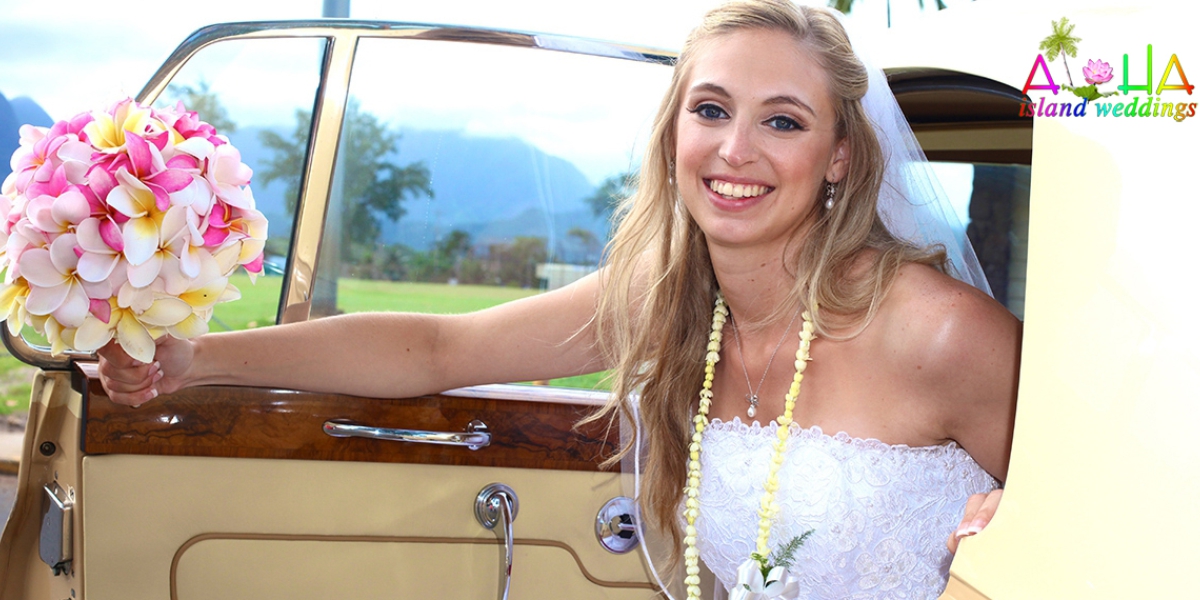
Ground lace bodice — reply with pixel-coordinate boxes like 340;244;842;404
695;418;997;599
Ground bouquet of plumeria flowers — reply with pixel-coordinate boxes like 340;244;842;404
0;98;267;363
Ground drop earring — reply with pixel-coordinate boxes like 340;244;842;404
669;160;676;187
824;181;836;210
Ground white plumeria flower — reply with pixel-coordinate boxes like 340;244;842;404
124;204;194;288
18;233;91;328
106;166;164;269
0;280;31;336
73;294;193;362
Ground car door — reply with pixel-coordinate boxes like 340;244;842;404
0;21;676;600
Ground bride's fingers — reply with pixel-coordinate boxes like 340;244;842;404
97;340;165;405
99;372;161;407
97;353;159;388
96;340;141;369
947;489;1004;553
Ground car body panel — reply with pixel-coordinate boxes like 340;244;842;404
883;2;1200;598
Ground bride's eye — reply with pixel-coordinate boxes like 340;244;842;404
688;103;729;120
766;115;804;131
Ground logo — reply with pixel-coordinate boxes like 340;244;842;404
1019;17;1195;122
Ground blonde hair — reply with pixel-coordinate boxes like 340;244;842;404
587;0;946;574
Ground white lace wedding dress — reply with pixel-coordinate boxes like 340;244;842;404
694;418;998;600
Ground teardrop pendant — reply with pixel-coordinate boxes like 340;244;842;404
747;405;757;418
746;394;758;418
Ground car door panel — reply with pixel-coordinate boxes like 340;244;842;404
73;364;655;599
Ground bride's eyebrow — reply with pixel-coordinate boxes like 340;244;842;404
764;95;815;117
687;82;815;117
687;82;731;99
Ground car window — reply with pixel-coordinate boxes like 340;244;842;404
304;37;671;389
932;161;1031;319
151;37;326;333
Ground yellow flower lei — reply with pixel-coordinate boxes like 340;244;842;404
683;293;815;599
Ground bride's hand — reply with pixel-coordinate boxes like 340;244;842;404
947;488;1003;553
96;337;195;407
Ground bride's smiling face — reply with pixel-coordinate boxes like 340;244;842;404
675;28;848;253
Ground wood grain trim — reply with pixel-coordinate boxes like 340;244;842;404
75;363;618;471
168;532;658;599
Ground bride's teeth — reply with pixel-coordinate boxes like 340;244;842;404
709;180;766;198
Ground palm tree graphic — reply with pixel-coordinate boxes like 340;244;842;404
1040;17;1082;88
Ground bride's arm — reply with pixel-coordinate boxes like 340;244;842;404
97;271;608;404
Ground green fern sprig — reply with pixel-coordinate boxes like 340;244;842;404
750;529;815;578
769;530;815;570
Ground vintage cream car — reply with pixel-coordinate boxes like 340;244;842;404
0;1;1195;598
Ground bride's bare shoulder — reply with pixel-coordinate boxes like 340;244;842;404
869;263;1021;479
873;262;1021;390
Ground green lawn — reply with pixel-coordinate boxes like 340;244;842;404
0;275;609;413
0;350;36;415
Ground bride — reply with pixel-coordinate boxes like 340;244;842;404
97;1;1020;598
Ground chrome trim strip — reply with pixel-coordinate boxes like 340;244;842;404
0;332;83;371
442;384;610;406
150;20;675;68
323;418;491;449
278;33;357;323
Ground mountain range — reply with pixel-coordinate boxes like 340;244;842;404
0;92;55;183
230;126;615;258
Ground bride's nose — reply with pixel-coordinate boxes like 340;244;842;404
717;119;759;167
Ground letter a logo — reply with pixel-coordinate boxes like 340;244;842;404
1023;54;1060;95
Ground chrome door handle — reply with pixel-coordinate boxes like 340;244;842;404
475;483;518;600
322;419;490;450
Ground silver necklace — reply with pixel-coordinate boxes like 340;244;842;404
730;305;802;419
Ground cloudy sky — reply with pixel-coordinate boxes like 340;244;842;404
0;0;984;206
0;0;708;119
0;0;952;122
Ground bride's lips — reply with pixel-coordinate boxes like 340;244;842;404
703;177;774;210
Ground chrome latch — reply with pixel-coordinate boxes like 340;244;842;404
39;482;73;576
475;483;518;600
595;496;639;554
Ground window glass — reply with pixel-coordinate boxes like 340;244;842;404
308;37;670;389
932;162;1031;319
152;37;326;332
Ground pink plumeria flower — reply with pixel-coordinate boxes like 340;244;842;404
17;233;91;328
204;144;253;209
118;132;195;212
83;99;162;156
3;218;40;284
159;101;222;147
0;192;12;260
75;217;125;283
9;124;56;194
206;197;268;280
26;180;90;238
